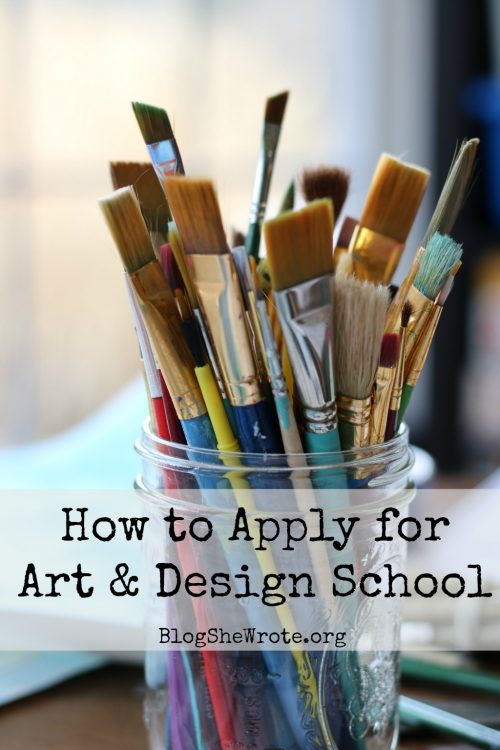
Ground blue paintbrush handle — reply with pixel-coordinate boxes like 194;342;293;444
233;399;283;454
181;413;229;490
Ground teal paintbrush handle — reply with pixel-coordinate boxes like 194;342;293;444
399;695;500;749
245;221;261;262
397;384;414;428
304;429;347;490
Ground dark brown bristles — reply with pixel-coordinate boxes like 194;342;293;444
379;332;400;368
301;166;350;220
164;177;228;255
265;91;289;125
360;154;430;242
401;301;412;328
131;101;174;145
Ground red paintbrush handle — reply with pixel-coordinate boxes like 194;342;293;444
159;372;185;444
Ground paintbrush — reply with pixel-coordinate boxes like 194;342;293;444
245;91;289;261
301;165;350;222
385;302;412;439
333;215;357;273
369;332;400;445
132;101;184;187
333;275;389;449
109;161;170;250
263;199;342;454
385;246;425;333
398;263;460;425
279;179;295;213
99;186;218;449
423;138;479;246
349;154;430;284
164;176;282;453
403;233;463;374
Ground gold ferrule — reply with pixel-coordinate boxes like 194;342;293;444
188;253;263;407
389;328;407;411
405;304;443;388
349;225;404;284
403;285;434;380
337;394;372;448
130;261;207;421
369;365;396;445
385;247;425;333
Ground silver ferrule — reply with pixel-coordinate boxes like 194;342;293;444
147;138;184;181
125;276;162;399
275;275;338;435
249;123;281;224
256;298;288;399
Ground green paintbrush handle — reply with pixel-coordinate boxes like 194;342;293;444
397;383;414;429
401;656;500;696
245;221;261;262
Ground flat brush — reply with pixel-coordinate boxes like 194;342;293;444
99;186;216;449
398;265;459;425
165;176;282;453
109;161;170;247
349;154;430;284
385;302;412;440
132;101;184;185
301;165;350;223
264;199;342;455
333;275;389;449
245;91;289;261
403;233;463;373
369;332;400;445
162;243;240;454
423;138;479;246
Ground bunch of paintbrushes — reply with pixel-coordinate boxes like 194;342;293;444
99;95;479;749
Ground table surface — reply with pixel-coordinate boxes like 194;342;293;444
0;663;486;750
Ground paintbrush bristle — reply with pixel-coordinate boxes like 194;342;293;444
99;186;156;273
110;161;170;230
264;199;334;291
379;332;400;368
265;91;289;125
423;138;479;246
131;101;174;145
337;216;358;249
164;177;228;254
301;166;350;218
336;251;354;277
360;154;430;242
401;301;412;328
414;232;463;300
334;275;389;399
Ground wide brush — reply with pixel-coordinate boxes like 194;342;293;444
109;160;170;248
264;199;342;455
245;91;289;261
333;275;389;450
164;176;282;453
349;154;430;283
422;138;479;246
132;101;184;185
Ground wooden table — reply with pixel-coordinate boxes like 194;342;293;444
0;663;485;750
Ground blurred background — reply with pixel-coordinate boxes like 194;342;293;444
0;0;499;475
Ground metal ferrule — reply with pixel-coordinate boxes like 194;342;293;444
349;225;404;284
403;285;434;380
256;297;288;399
336;394;372;448
370;365;397;444
125;276;162;399
249;123;281;224
188;254;263;407
274;275;338;434
147;138;184;184
193;307;228;401
130;261;206;421
405;304;443;388
231;246;268;383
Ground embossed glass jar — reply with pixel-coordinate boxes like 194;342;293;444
136;421;414;750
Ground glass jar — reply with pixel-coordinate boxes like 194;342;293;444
136;422;415;750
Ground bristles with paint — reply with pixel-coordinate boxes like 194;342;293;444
414;232;463;301
379;332;400;368
132;101;174;145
